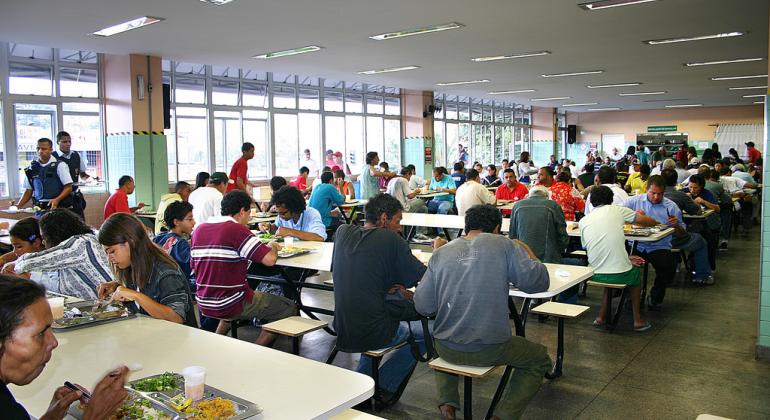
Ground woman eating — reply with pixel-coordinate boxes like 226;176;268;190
0;218;59;291
0;276;129;418
97;213;197;327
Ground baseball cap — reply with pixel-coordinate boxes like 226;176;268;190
210;172;234;184
333;151;343;157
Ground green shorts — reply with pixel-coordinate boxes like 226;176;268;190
234;292;297;322
592;266;641;287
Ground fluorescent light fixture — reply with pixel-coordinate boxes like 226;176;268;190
711;74;767;81
531;97;571;102
92;16;164;37
587;82;641;88
253;45;323;59
665;104;702;108
199;0;236;5
728;86;767;90
587;107;621;111
370;22;464;41
541;70;604;78
643;98;687;102
619;91;667;96
754;101;765;104
644;31;745;45
579;0;658;10
435;79;490;86
742;94;766;98
562;102;599;107
358;65;420;75
488;89;536;95
471;51;550;62
685;57;764;67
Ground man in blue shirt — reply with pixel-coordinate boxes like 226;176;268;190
624;175;685;310
259;186;327;241
427;167;457;215
450;162;466;188
308;171;345;230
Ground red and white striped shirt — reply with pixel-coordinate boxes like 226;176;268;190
190;216;271;319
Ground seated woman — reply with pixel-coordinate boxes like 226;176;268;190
98;213;197;327
0;276;130;418
549;170;585;222
258;186;327;242
4;209;111;300
0;218;58;290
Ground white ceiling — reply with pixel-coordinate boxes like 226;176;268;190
0;0;767;110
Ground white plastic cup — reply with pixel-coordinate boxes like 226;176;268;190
47;297;65;319
181;366;206;401
284;237;295;247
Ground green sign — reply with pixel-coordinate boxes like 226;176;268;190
648;125;677;132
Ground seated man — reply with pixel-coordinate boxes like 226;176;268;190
509;186;569;264
450;162;466;188
259;186;327;241
288;166;311;195
684;174;721;271
188;172;230;227
455;169;495;217
103;175;145;220
585;166;629;214
333;169;355;199
624;175;683;309
660;169;713;284
495;168;529;216
704;169;734;250
308;171;345;231
191;191;296;346
332;194;445;406
579;186;657;331
481;164;501;187
155;181;191;234
386;167;428;214
426;167;457;215
414;204;551;420
626;163;651;194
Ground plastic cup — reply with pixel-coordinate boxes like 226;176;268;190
284;237;295;247
47;297;65;319
181;366;206;401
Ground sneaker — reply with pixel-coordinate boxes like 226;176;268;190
691;277;704;285
703;276;715;285
646;295;661;311
719;241;728;252
413;233;431;241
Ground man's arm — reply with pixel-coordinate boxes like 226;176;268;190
235;176;249;191
50;184;73;209
507;240;549;293
553;205;570;250
17;189;33;207
414;265;438;317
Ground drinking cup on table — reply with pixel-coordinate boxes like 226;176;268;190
284;237;295;247
181;366;206;401
48;297;65;319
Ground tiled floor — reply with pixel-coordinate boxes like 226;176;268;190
237;230;769;419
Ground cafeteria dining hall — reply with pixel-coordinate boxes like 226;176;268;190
1;0;770;419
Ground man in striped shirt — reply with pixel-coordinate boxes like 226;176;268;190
191;190;296;346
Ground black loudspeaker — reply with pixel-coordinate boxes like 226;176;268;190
162;83;171;130
567;124;577;144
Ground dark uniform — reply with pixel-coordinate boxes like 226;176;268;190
24;159;73;216
52;150;86;218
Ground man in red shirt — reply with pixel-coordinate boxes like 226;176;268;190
103;175;145;220
289;166;311;194
227;142;255;193
495;168;529;215
746;141;762;165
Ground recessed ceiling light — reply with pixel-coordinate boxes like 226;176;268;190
587;82;642;88
435;79;490;86
742;94;766;98
587;107;622;111
644;31;745;45
471;51;550;62
488;89;537;95
579;0;658;11
562;102;599;107
619;91;667;96
369;22;464;41
358;65;420;75
531;96;572;101
253;46;323;59
711;74;767;81
665;104;702;108
685;57;765;67
728;86;767;90
199;0;236;5
92;16;164;37
541;70;604;78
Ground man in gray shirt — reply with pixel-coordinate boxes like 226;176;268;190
414;204;551;420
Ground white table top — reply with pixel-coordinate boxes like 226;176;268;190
340;199;368;208
275;240;334;272
501;220;675;243
509;263;594;299
12;317;373;419
401;213;465;230
0;217;18;246
416;191;450;199
683;208;715;219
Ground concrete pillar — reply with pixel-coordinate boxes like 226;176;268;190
401;90;435;179
757;11;770;361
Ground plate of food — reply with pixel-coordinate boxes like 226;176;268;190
257;232;283;243
52;300;135;331
253;212;275;218
277;247;311;258
68;388;178;420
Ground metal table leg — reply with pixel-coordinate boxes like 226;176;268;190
463;376;473;420
545;318;565;379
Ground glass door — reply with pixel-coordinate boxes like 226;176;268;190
14;103;56;192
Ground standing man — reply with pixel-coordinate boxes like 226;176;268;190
227;142;256;193
746;141;762;165
302;148;320;177
360;151;395;200
17;138;74;215
53;131;90;219
103;175;145;220
456;144;469;166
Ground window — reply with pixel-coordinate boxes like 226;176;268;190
14;103;56;191
366;116;384;159
298;113;321;170
366;95;383;114
325;116;345;159
59;67;98;98
243;115;268;179
345;93;363;113
324;91;344;112
384;119;401;166
384;97;400;116
211;79;239;106
174;107;209;181
434;120;445;167
62;104;103;191
214;111;242;172
175;76;206;104
242;82;267;108
298;89;320;110
346;116;364;171
274;113;299;175
9;63;53;96
272;86;296;109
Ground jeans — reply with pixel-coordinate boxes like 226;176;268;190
434;339;551;419
720;203;733;241
634;248;675;305
356;321;427;393
427;200;453;214
676;233;711;279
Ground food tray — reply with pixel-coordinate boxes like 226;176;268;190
277;248;311;258
257;234;283;244
68;388;180;420
52;299;135;331
129;372;262;419
624;229;652;237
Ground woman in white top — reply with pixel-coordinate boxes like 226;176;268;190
517;151;538;184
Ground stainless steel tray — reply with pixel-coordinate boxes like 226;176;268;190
52;299;135;331
277;249;311;258
68;388;180;419
129;372;262;419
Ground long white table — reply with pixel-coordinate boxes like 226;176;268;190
509;263;594;299
0;217;19;246
501;218;675;243
12;317;374;419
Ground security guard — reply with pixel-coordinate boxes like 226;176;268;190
17;138;74;215
53;130;90;218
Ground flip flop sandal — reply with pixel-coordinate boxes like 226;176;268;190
634;322;652;332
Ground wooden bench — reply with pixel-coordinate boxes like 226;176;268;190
428;357;498;420
531;301;590;378
330;409;386;419
587;281;627;331
261;316;328;355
